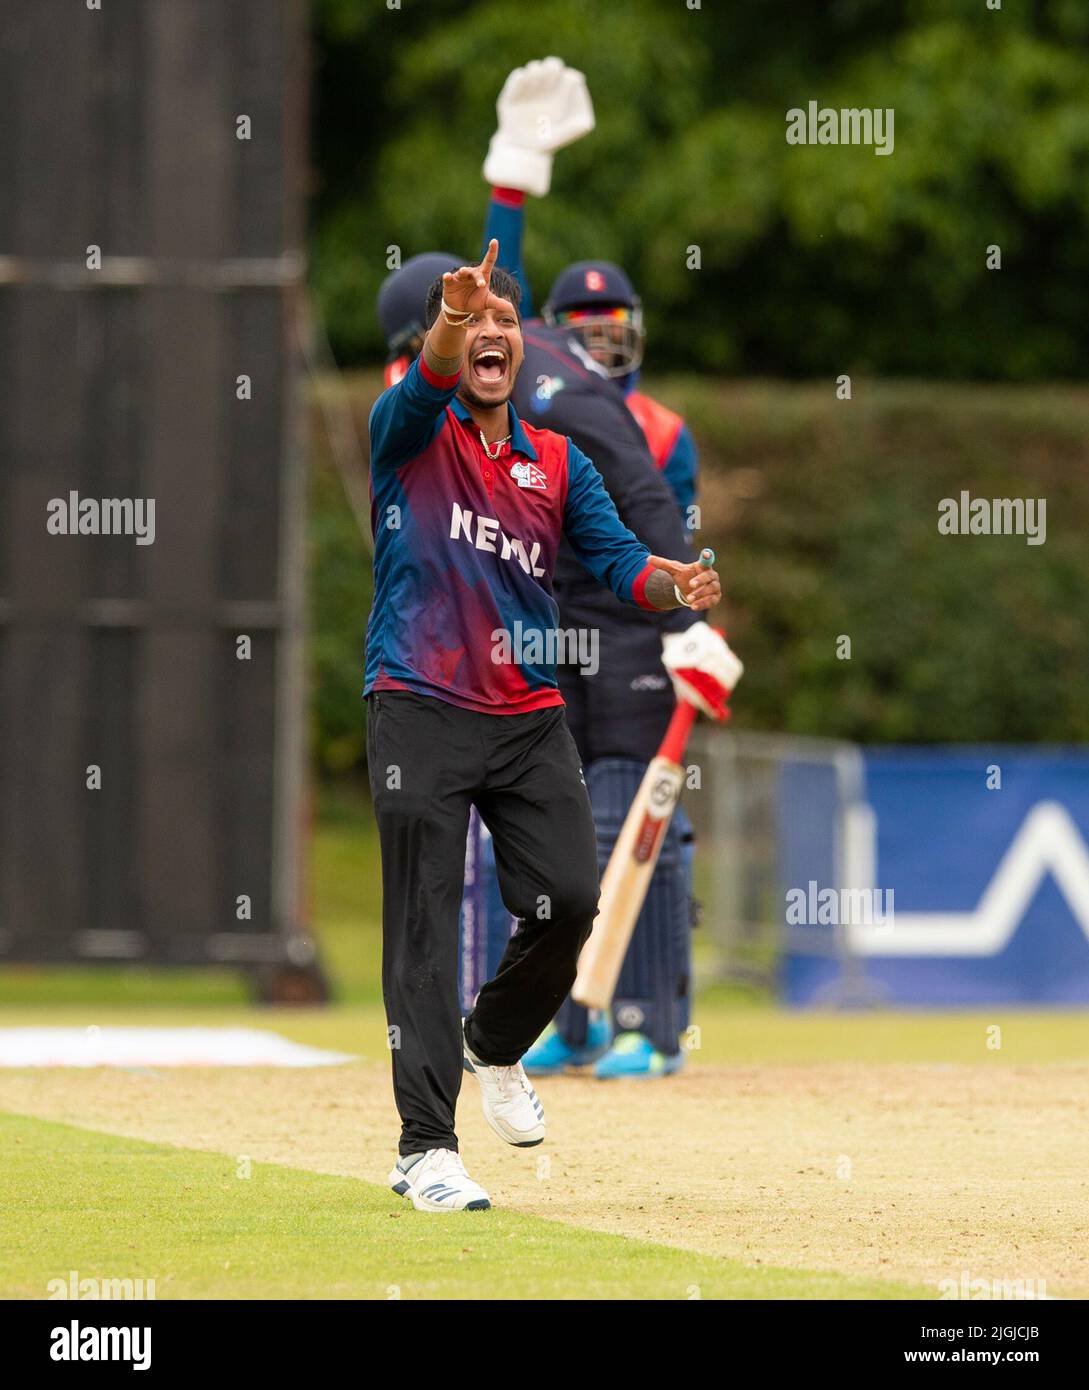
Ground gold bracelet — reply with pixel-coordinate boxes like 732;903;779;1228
440;297;473;327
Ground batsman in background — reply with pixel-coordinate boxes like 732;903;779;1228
462;59;742;1080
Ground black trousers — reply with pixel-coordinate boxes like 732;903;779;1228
367;690;599;1155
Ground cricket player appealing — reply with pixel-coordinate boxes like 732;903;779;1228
367;238;727;1211
466;58;741;1079
377;245;712;1058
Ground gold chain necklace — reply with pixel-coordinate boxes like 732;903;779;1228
478;428;511;461
479;430;512;461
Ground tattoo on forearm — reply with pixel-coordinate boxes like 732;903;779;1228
644;569;680;610
422;339;463;378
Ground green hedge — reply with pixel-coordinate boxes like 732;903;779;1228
307;374;1089;772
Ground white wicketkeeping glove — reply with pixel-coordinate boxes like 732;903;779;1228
483;56;595;197
662;625;744;723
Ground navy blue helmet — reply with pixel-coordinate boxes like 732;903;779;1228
543;261;644;378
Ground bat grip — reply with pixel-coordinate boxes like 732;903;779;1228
659;700;698;765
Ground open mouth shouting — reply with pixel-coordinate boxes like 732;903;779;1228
470;344;509;391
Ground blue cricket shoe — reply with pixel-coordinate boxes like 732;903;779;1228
593;1032;685;1079
522;1012;612;1076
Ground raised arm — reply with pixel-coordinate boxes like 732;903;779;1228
480;58;596;318
424;239;501;368
369;242;502;470
484;190;534;317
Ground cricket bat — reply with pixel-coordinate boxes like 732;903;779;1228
571;548;715;1011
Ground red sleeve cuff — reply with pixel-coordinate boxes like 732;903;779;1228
631;560;658;610
418;357;461;390
492;187;526;208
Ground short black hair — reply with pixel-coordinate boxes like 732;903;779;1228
424;267;522;329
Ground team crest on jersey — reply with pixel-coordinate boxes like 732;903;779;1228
510;459;547;491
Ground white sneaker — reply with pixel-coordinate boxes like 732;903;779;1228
388;1148;492;1212
463;1034;546;1147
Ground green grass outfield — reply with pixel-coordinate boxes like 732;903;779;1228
0;1112;930;1301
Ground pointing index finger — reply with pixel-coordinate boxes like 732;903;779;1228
479;238;499;283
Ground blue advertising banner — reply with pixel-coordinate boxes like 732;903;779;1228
782;749;1089;1006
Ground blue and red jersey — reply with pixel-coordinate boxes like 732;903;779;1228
365;356;659;714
